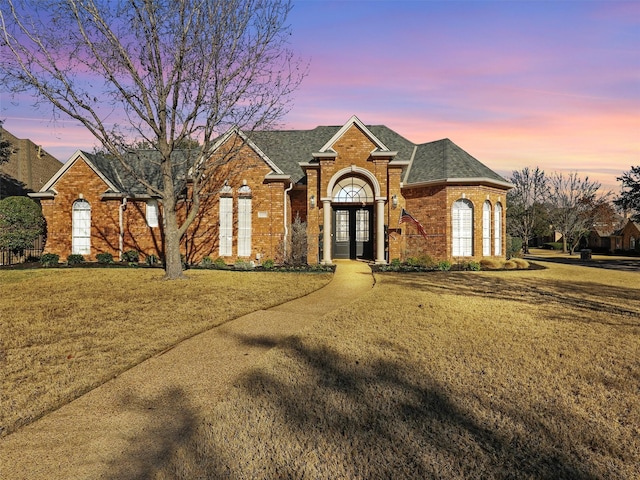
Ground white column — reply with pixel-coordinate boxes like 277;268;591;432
375;198;386;264
322;199;332;264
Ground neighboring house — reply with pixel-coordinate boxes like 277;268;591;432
610;219;640;253
30;115;512;264
0;127;62;199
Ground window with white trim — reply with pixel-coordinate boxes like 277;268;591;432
146;199;159;228
483;201;491;256
219;195;233;257
494;203;503;256
72;199;91;255
238;185;252;257
452;199;473;256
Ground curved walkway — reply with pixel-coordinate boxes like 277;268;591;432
0;260;374;480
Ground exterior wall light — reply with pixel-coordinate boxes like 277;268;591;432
310;194;316;209
391;194;398;209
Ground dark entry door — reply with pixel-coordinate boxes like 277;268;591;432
333;206;373;260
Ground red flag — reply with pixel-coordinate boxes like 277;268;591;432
399;208;428;240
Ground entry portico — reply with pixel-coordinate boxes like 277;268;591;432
320;165;387;264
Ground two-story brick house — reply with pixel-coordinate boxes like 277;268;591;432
30;116;512;264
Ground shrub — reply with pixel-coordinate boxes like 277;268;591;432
262;258;275;270
67;254;85;265
40;253;59;267
145;254;159;266
0;196;45;256
96;252;114;264
122;250;139;263
438;260;452;271
234;259;254;270
508;236;523;258
543;242;563;250
213;257;228;269
390;258;402;267
200;256;214;268
282;214;307;266
468;261;481;271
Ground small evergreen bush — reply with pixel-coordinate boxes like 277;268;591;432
438;260;452;271
67;254;85;265
213;257;228;269
122;250;139;262
468;261;481;271
145;254;159;266
200;256;214;268
262;258;275;270
96;252;114;264
40;253;59;267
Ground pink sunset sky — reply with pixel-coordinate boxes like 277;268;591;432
1;0;638;192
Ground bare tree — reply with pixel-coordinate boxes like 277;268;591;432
0;0;304;279
507;166;548;254
547;172;611;254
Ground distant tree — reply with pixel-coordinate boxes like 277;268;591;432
0;120;12;165
614;166;640;222
547;172;611;254
0;196;45;256
0;0;305;279
506;167;549;254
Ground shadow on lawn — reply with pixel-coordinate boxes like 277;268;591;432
385;272;640;325
104;387;200;480
116;334;618;479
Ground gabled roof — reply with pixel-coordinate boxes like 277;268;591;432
406;138;512;187
37;149;195;196
243;118;510;189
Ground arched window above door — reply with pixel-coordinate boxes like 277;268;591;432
332;177;374;203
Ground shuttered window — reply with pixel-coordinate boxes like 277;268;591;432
72;199;91;255
483;201;491;256
452;199;473;257
146;200;159;228
238;186;252;257
219;196;233;257
494;203;503;255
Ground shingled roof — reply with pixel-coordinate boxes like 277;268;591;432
246;123;510;188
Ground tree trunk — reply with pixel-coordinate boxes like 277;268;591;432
162;201;186;280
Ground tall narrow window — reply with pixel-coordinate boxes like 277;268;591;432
72;199;91;255
335;210;349;242
483;201;491;256
238;185;252;257
219;195;233;257
356;209;369;242
452;199;473;256
146;199;159;228
494;203;503;256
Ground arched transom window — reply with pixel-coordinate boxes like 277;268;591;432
332;177;374;203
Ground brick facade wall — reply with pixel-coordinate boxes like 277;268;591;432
402;184;508;261
38;127;510;266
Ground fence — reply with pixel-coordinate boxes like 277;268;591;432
0;236;45;266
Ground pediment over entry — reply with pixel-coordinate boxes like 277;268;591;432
316;115;393;155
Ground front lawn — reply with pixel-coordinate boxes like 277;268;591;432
161;262;639;479
0;268;332;437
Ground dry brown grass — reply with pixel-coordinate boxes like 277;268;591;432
151;262;639;479
0;268;331;437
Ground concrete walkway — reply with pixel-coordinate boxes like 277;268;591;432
0;260;374;479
